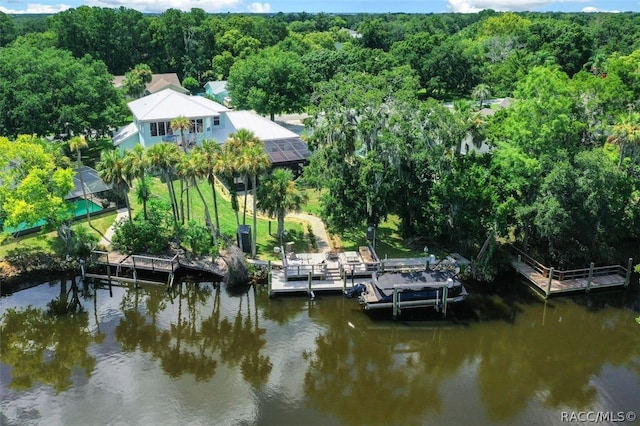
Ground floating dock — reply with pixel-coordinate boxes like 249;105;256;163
510;247;632;298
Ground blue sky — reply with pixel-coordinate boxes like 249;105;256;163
1;0;638;15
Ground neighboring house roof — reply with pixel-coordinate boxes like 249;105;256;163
340;27;362;38
204;80;228;95
66;166;112;199
112;73;189;95
128;90;229;122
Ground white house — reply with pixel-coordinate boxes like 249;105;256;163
112;88;309;169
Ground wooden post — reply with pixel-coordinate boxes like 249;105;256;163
586;262;594;293
132;256;138;286
343;270;347;290
392;287;399;319
442;285;448;317
267;260;273;297
80;260;86;279
516;255;521;275
625;258;633;287
107;264;111;281
546;267;554;298
307;271;312;295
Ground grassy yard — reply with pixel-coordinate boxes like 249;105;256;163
130;177;309;260
297;188;428;258
0;210;117;258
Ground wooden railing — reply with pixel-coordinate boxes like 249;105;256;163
91;251;180;273
511;245;628;281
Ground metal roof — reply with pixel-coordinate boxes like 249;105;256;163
128;90;229;122
66;166;113;200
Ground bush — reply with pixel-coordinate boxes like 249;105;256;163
112;200;172;254
70;226;98;257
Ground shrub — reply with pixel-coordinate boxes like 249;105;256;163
112;200;172;254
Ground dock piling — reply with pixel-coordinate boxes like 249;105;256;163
586;262;594;293
442;285;448;317
392;287;400;319
307;271;312;295
625;258;633;287
546;267;554;298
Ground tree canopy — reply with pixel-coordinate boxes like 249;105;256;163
0;43;126;138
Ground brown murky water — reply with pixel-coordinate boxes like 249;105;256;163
1;274;639;425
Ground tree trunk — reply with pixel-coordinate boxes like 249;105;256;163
141;170;148;220
193;179;217;246
243;175;248;225
77;155;92;226
166;174;179;227
251;174;258;258
209;176;220;234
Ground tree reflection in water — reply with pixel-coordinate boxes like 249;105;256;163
114;279;272;386
301;293;640;424
0;277;96;394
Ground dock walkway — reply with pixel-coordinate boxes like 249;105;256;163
84;251;224;286
510;247;632;298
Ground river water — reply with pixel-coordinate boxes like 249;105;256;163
1;274;639;426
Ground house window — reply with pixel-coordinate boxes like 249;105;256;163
213;116;220;126
190;119;203;134
150;121;172;137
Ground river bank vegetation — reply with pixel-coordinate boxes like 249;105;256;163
0;10;639;281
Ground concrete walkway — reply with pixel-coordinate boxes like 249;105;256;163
238;192;332;254
285;212;331;253
98;208;129;248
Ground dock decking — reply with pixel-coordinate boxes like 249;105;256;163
511;247;632;298
85;251;223;286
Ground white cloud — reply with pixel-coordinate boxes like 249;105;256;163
447;0;590;13
84;0;241;13
247;2;270;12
0;2;72;13
582;6;620;12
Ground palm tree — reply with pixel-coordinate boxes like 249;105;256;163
124;144;149;219
96;149;133;218
608;111;640;170
177;152;217;246
243;143;271;258
471;83;491;109
171;116;193;223
193;140;222;234
69;135;91;226
226;129;262;225
147;142;180;226
257;168;307;245
170;116;192;153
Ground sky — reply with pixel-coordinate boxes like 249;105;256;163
1;0;638;16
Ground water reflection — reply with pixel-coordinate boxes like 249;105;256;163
0;277;96;394
0;275;638;425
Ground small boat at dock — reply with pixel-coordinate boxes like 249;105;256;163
355;269;468;315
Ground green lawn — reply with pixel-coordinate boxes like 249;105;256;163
0;210;117;258
327;214;433;259
130;177;309;260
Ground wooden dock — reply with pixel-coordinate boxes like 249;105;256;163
84;250;181;286
510;247;632;298
268;246;468;297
